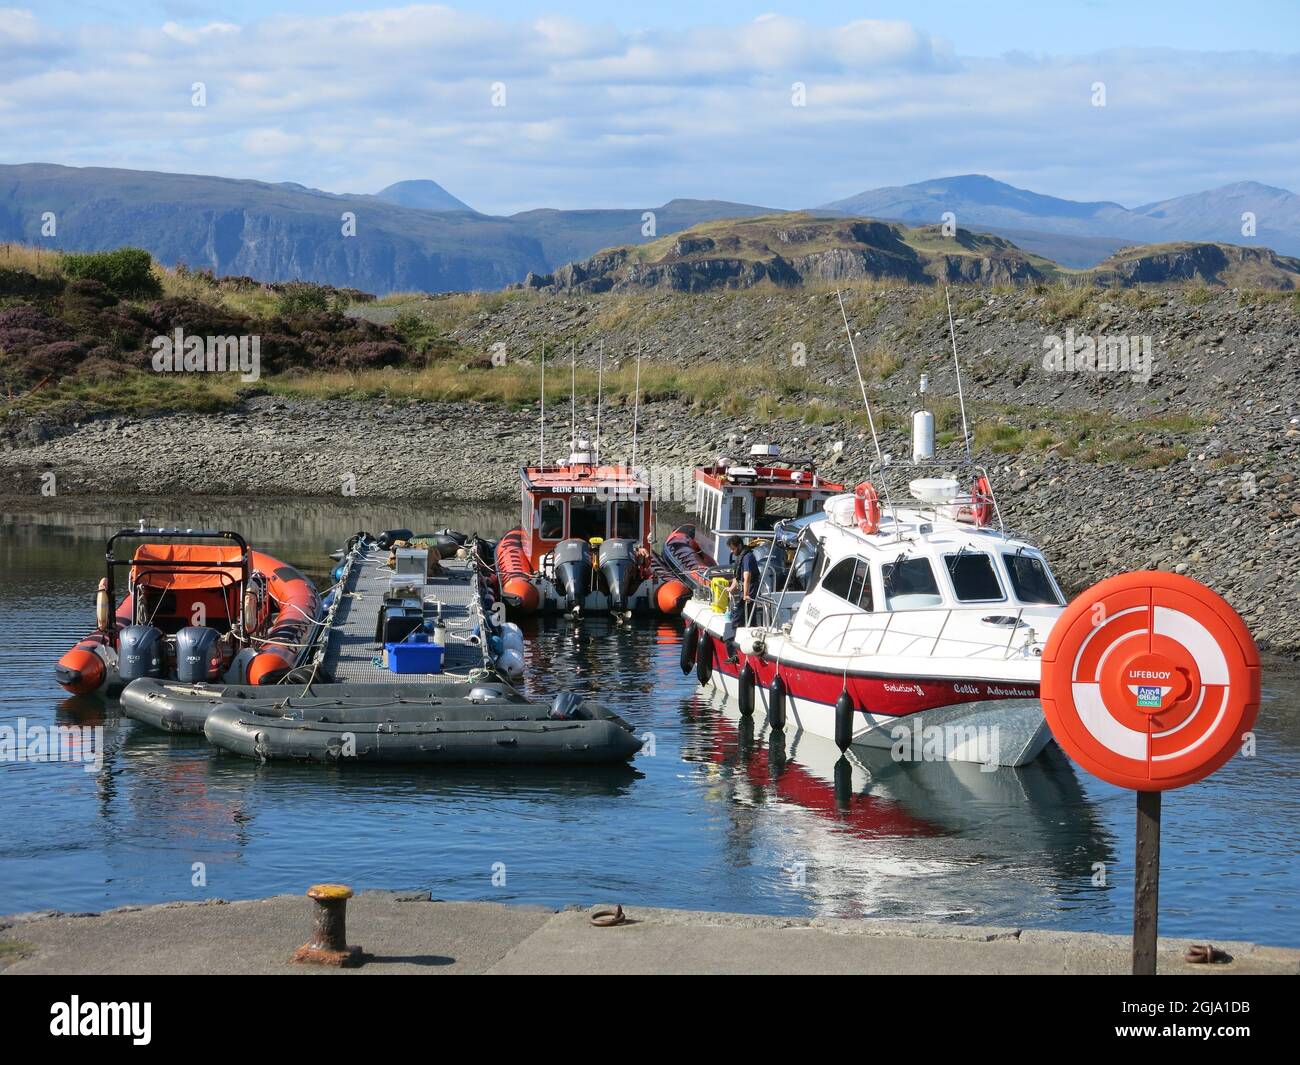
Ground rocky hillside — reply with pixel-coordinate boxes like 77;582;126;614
519;215;1056;293
1088;242;1300;288
3;270;1296;651
518;214;1300;294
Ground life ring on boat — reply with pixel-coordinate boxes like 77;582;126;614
971;475;993;528
853;481;881;534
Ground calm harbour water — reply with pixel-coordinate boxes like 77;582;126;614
1;498;1297;944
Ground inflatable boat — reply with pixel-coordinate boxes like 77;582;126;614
56;528;320;698
119;529;646;766
202;690;643;765
495;441;688;617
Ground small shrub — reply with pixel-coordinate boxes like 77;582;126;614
276;283;330;317
60;248;161;299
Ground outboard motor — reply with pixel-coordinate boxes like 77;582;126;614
175;626;223;682
597;539;637;612
553;539;593;611
549;692;585;720
117;624;164;682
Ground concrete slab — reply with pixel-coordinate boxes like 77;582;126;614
2;896;1296;976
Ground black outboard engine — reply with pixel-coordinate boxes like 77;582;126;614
175;626;223;682
549;692;586;720
553;539;593;611
118;624;164;682
597;539;637;612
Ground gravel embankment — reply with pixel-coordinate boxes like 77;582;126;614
2;391;1297;654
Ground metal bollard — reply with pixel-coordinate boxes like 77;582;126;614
291;883;366;967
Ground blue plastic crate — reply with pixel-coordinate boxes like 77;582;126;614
385;635;445;674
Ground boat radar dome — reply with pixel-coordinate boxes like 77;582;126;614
567;439;594;465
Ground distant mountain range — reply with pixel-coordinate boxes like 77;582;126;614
1;163;1296;293
819;174;1300;265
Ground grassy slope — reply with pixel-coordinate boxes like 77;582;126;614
11;242;1296;469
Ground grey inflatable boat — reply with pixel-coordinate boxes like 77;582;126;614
122;678;643;764
203;695;642;765
120;678;530;734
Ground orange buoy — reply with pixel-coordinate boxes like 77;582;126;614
1041;571;1260;791
656;579;689;615
853;481;880;534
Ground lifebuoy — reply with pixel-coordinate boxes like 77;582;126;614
971;475;993;527
853;481;881;534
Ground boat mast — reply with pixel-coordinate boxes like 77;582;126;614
945;286;973;460
835;289;895;520
630;339;642;472
538;339;545;468
595;340;604;464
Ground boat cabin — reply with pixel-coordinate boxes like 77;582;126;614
519;445;654;563
692;444;844;566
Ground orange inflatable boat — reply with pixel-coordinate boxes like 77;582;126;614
56;528;321;697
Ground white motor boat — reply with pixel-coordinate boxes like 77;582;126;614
682;295;1067;769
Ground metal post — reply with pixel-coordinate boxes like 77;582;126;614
1132;790;1161;975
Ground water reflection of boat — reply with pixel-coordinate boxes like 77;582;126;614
684;687;1115;921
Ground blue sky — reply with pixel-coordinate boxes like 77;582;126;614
5;3;1298;213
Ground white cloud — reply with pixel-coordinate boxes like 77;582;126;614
0;5;1294;214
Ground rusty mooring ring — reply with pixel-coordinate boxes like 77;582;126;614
590;904;626;927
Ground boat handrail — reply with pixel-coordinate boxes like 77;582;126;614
792;604;1035;661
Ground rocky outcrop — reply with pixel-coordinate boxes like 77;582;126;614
1090;243;1300;288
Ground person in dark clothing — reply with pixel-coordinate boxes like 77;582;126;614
728;535;762;625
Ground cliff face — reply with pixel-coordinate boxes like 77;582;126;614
1089;243;1300;288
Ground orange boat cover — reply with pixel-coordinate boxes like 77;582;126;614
130;544;246;590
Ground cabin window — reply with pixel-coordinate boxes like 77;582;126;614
719;494;738;533
754;494;798;531
820;557;873;610
1003;552;1064;605
539;498;565;540
612;501;640;539
944;552;1004;602
881;557;942;610
570;495;605;541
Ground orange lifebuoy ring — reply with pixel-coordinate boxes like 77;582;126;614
971;475;993;527
853;481;881;534
1041;571;1260;791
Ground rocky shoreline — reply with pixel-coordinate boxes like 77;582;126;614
2;390;1297;656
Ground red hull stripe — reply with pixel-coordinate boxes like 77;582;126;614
703;635;1038;717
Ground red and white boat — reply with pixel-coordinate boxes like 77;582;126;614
495;439;689;617
681;315;1071;767
663;443;844;592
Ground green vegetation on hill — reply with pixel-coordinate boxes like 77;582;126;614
6;243;1288;471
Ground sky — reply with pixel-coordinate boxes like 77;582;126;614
4;2;1298;215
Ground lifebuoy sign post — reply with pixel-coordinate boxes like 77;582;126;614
1040;572;1261;975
